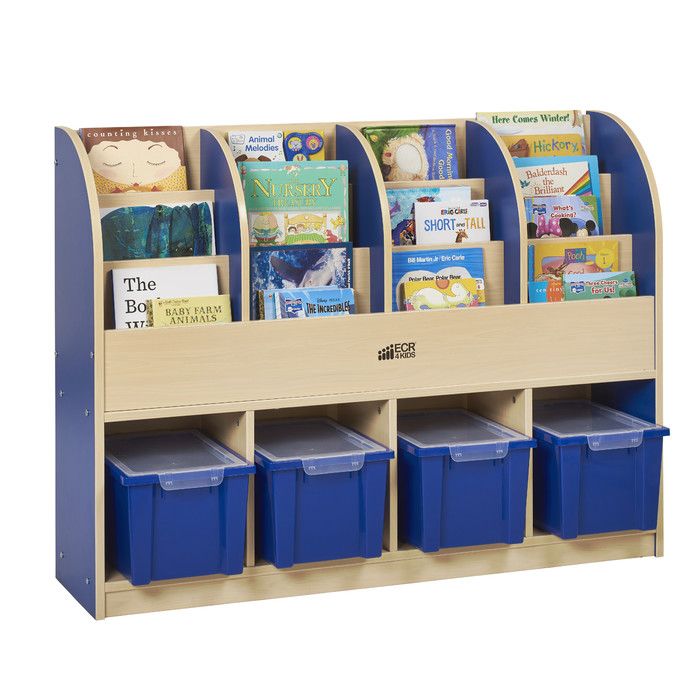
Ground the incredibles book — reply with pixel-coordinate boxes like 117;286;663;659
260;287;355;319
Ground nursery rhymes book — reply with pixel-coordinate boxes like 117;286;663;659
414;200;490;244
81;126;187;193
362;125;458;181
228;130;285;162
514;156;601;201
563;271;637;301
112;263;219;329
239;161;349;246
250;243;352;319
403;277;483;311
100;198;214;261
524;195;601;238
392;247;485;312
147;294;232;327
387;185;471;246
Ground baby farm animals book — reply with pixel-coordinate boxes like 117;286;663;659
239;161;349;246
387;185;471;246
362;125;459;182
414;200;490;245
81;126;188;193
147;295;232;327
524;195;601;238
112;263;219;329
403;277;483;311
100;196;214;261
392;247;485;312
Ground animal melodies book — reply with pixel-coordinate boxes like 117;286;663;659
387;185;471;246
239;161;349;246
81;126;188;193
362;125;459;182
414;200;490;244
524;195;601;238
403;277;483;311
250;243;352;319
392;247;485;312
228;130;285;162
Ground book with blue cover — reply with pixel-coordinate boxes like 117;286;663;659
250;243;352;319
391;247;485;312
260;287;355;319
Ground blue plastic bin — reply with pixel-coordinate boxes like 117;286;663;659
397;410;536;552
533;400;670;539
254;418;393;568
106;430;255;585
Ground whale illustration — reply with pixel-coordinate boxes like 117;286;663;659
271;249;339;287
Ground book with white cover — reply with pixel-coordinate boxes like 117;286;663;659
112;263;219;329
414;200;490;245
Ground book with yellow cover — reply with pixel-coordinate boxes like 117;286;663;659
530;239;619;280
147;295;231;327
403;277;484;311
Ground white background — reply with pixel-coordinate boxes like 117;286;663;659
2;2;697;697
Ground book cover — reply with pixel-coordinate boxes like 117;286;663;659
283;131;326;161
239;161;349;246
81;126;187;193
147;294;232;327
250;243;352;319
391;247;485;312
100;200;214;261
387;185;471;246
112;263;219;329
563;271;637;301
362;125;458;181
403;277;483;311
260;287;355;319
529;279;564;303
513;156;601;200
530;239;619;280
228;130;285;162
414;200;490;245
524;195;601;238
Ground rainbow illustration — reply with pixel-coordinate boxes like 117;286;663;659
564;170;593;196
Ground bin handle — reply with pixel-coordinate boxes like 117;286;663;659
301;451;365;475
587;431;643;451
158;467;225;491
449;442;509;463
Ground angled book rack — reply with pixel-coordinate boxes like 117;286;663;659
55;113;663;618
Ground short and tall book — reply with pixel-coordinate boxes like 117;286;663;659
414;200;490;245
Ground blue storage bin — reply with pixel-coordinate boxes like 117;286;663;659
254;418;393;568
533;400;670;539
397;410;536;552
106;430;254;585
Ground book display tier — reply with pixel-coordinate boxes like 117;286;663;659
55;112;664;619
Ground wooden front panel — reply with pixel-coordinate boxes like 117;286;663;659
104;297;655;413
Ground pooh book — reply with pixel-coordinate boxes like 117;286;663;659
529;239;619;280
239;161;349;246
362;125;459;182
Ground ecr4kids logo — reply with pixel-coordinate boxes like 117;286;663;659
377;341;416;361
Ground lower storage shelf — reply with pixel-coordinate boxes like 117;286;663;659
103;529;656;617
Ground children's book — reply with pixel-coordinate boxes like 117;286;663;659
387;185;471;246
392;247;485;312
414;200;490;245
362;125;459;181
81;126;187;193
228;130;285;162
260;287;355;319
403;277;483;311
112;263;219;329
514;156;601;200
283;131;326;161
476;111;586;157
529;279;564;304
563;271;637;301
147;295;232;327
239;161;349;246
524;195;601;238
250;243;352;319
100;199;215;261
529;239;619;281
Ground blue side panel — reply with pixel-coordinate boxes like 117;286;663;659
55;128;96;617
465;121;522;304
200;129;243;321
336;125;386;312
588;112;656;297
591;379;657;424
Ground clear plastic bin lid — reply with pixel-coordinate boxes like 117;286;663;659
533;400;664;451
106;430;248;490
398;409;532;462
255;418;389;475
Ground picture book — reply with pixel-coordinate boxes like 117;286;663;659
387;185;471;246
362;125;458;181
414;200;490;245
529;239;619;281
239;161;349;246
283;131;326;161
100;199;214;261
514;155;601;199
112;263;219;329
529;279;564;304
403;277;483;311
476;111;586;157
81;126;187;193
524;195;601;238
228;130;285;162
392;247;485;312
250;243;352;319
260;287;355;319
563;271;637;301
147;294;232;327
